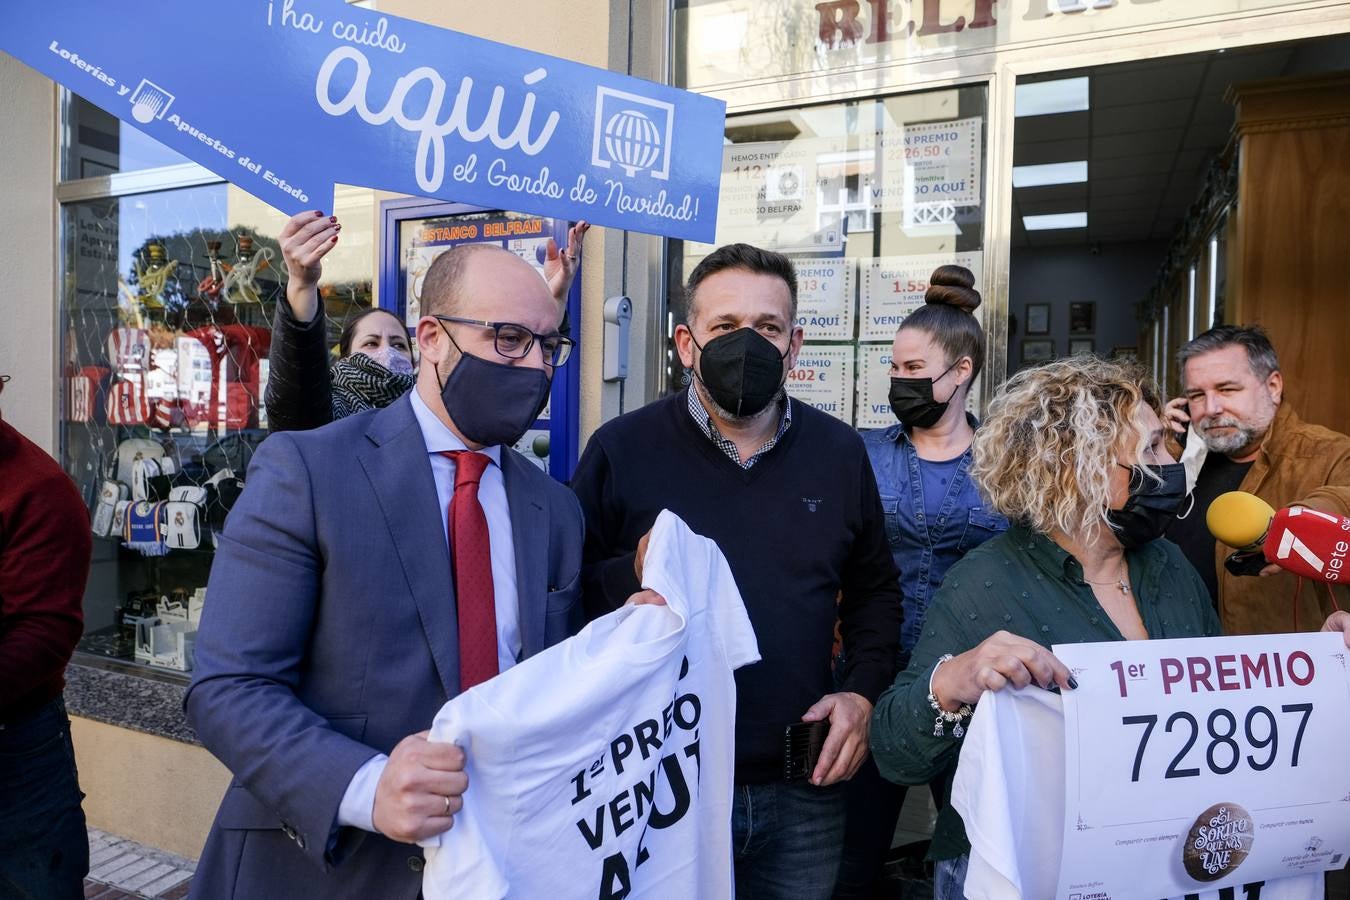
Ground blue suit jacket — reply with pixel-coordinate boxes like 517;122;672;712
185;394;584;900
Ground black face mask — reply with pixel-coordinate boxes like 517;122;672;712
888;360;960;429
1106;462;1188;549
436;322;551;448
691;327;788;419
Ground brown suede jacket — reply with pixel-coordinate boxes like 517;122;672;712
1185;404;1350;635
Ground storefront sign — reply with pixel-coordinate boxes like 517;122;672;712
680;0;1309;90
875;117;982;212
1055;632;1350;899
786;345;856;423
791;257;856;341
2;0;726;241
861;251;983;340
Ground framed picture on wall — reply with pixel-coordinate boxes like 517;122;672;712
1111;346;1138;361
1069;302;1096;334
1070;338;1095;356
1022;339;1055;365
1026;303;1050;335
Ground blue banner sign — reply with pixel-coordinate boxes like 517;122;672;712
2;1;727;241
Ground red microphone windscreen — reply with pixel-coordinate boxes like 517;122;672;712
1262;506;1350;584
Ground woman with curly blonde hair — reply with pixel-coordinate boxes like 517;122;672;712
868;354;1213;898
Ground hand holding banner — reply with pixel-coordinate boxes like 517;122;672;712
2;0;726;241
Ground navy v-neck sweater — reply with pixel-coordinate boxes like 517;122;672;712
571;391;903;784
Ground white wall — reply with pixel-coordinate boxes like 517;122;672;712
0;55;58;453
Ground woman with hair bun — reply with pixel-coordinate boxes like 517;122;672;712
834;265;1009;898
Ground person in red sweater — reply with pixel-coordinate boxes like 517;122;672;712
0;376;92;899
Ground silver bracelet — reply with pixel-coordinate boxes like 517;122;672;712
928;654;973;738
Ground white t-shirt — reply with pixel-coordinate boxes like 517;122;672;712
951;687;1322;900
420;509;760;900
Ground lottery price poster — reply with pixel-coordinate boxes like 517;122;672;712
873;116;982;213
861;252;983;341
791;257;855;342
856;343;895;430
707;139;848;256
786;345;855;424
1055;632;1350;900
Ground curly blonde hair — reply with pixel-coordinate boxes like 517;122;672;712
972;356;1163;537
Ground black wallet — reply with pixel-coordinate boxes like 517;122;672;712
783;720;829;782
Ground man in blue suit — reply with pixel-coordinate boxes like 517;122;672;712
186;243;585;899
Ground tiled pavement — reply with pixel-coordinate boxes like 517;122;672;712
82;828;194;899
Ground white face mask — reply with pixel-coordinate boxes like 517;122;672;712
359;344;414;376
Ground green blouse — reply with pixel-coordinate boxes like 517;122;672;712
869;523;1221;861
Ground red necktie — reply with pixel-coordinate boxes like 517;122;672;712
442;450;498;690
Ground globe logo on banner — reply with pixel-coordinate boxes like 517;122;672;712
592;87;674;180
603;109;661;177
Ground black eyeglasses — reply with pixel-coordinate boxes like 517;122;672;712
433;315;574;367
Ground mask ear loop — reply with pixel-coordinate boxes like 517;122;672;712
1174;492;1197;521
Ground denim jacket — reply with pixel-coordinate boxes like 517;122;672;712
861;416;1009;658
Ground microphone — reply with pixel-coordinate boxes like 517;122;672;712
1207;491;1276;552
1207;491;1350;584
1264;505;1350;585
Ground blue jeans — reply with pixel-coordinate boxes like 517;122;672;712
0;698;88;900
732;781;845;900
934;853;969;900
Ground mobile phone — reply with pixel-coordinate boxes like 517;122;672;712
1224;549;1268;577
783;720;829;783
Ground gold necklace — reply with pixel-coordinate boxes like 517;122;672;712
1083;560;1131;595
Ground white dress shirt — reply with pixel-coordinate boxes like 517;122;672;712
337;388;523;832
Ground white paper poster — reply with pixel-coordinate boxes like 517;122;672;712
707;139;847;255
786;345;855;424
791;257;855;341
1055;632;1350;900
874;116;982;213
861;251;983;341
856;343;895;430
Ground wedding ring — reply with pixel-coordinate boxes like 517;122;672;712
443;794;451;815
566;253;576;262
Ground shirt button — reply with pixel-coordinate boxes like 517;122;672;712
1003;614;1013;623
968;612;979;620
1090;617;1099;625
1021;592;1030;599
984;581;993;588
1041;625;1050;634
408;856;425;873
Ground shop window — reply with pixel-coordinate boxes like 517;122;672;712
62;95;192;180
667;85;988;427
61;182;375;678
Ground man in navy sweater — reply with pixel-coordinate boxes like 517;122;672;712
571;244;903;898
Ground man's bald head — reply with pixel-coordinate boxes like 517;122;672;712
421;243;524;318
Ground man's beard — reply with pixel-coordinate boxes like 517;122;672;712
692;374;783;425
1197;406;1275;455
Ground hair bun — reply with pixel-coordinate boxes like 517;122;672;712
925;265;981;313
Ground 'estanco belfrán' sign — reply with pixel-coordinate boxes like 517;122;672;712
1;0;727;242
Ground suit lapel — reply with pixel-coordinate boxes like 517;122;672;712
357;396;459;699
501;449;549;658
